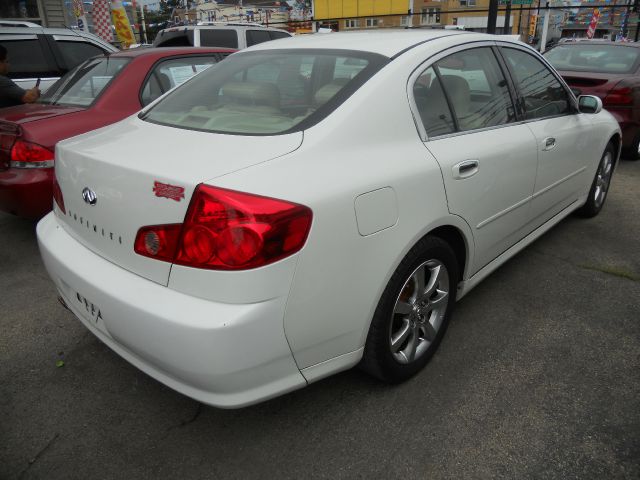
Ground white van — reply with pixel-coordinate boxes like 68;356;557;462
153;24;292;50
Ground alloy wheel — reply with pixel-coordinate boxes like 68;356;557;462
594;150;613;209
389;259;450;364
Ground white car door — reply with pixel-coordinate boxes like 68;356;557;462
411;45;539;274
499;46;596;227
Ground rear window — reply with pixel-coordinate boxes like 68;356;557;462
141;49;388;135
153;30;195;47
199;29;238;48
544;44;640;74
39;57;129;107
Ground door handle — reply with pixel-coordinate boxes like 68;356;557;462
543;137;557;151
452;159;479;180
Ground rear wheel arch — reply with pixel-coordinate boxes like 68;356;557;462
610;133;622;165
427;225;469;283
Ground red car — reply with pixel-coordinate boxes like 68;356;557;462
544;41;640;160
0;47;234;219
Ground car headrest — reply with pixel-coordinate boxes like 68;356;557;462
440;75;471;115
220;82;280;108
314;78;350;106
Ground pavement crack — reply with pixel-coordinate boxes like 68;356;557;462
166;403;203;434
18;433;59;479
529;248;639;282
579;264;640;282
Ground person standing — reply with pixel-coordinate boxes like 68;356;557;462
0;44;40;108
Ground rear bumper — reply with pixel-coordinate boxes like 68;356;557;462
37;212;307;408
0;167;53;219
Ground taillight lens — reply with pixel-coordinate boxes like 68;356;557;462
10;139;54;168
0;122;20;170
52;173;66;214
134;185;313;270
603;81;635;107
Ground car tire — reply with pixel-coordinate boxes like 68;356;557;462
577;142;615;218
360;236;458;383
623;133;640;161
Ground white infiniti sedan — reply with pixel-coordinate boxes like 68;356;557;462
37;30;620;408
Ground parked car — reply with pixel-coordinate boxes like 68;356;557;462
0;47;234;219
0;26;118;92
153;23;292;49
544;41;640;159
38;31;620;408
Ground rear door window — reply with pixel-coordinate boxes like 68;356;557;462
199;29;238;48
0;36;58;78
246;30;271;47
141;55;225;106
153;30;195;47
434;47;515;131
269;30;291;40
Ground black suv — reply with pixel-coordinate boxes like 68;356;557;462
0;26;117;92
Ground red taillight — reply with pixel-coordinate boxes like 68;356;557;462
603;82;635;107
10;139;54;168
52;173;66;214
0;122;20;170
134;185;313;270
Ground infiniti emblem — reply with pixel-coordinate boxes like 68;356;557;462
82;187;97;206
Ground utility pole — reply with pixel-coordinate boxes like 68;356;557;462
540;1;550;52
634;0;639;41
488;0;499;33
504;0;512;34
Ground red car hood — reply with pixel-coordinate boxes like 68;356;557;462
0;103;86;125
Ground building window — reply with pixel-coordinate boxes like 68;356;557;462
460;0;477;6
365;18;379;28
400;15;409;26
345;19;359;29
421;8;441;25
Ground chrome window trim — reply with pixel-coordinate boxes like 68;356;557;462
13;76;59;81
52;35;87;41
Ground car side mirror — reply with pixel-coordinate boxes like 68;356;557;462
578;95;602;114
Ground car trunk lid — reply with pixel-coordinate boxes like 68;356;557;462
0;103;86;124
54;116;303;285
558;71;628;98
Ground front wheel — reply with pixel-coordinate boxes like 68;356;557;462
577;142;615;218
360;236;458;383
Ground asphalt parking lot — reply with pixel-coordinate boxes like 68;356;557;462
1;160;639;480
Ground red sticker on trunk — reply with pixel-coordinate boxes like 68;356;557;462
153;181;185;202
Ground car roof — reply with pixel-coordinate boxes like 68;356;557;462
109;46;236;59
0;26;117;51
161;24;288;31
554;40;640;48
245;30;510;57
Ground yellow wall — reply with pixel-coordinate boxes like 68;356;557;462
315;0;408;20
